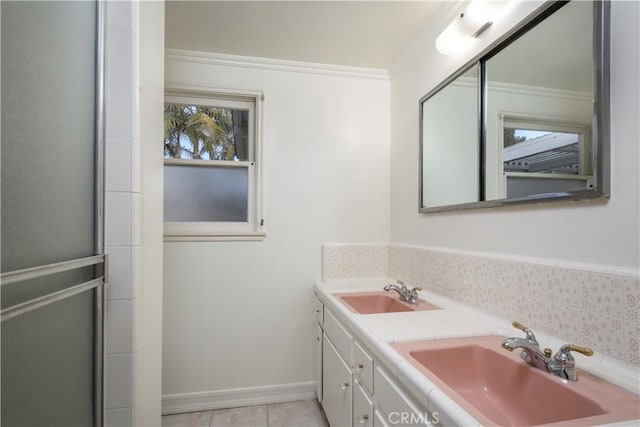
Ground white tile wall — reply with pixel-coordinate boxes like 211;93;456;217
131;297;143;352
106;29;133;84
106;0;133;32
105;245;132;300
131;350;145;424
106;353;133;409
106;192;133;246
106;299;133;354
104;1;142;425
106;137;133;192
321;243;640;366
105;407;133;427
131;193;144;246
131;245;143;298
106;83;133;138
131;123;143;193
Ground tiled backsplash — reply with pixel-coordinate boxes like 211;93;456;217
321;243;640;366
321;244;388;281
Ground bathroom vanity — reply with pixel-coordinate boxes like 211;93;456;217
314;278;640;426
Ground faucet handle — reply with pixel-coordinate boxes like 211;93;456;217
396;279;407;289
510;320;539;346
567;344;594;356
553;344;593;380
512;320;527;331
556;344;594;360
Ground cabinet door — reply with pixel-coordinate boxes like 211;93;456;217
353;341;374;394
374;366;427;425
324;308;352;365
322;334;352;427
373;410;389;427
315;322;323;402
353;381;373;427
315;298;324;325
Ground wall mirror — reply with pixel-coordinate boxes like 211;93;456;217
420;0;609;212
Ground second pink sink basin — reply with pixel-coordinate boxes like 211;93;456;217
393;336;640;426
335;291;440;314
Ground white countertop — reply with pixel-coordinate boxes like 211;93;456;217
314;277;640;427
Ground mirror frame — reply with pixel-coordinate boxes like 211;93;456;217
419;0;610;213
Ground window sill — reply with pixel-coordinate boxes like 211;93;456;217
163;231;266;242
163;223;266;242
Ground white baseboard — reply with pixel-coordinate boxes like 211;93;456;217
162;381;317;415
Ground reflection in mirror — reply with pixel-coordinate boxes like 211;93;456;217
501;120;592;198
421;65;479;208
485;0;594;200
418;0;608;213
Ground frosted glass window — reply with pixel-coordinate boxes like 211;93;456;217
164;165;248;222
163;91;263;239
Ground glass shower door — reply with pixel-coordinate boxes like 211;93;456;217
1;1;105;425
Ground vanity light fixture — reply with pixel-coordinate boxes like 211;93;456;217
436;0;511;55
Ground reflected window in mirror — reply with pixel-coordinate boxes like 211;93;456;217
500;118;592;199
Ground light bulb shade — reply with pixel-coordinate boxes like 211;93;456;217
435;19;474;56
435;0;511;56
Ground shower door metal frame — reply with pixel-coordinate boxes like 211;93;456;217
0;1;107;425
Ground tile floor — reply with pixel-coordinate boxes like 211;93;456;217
161;400;328;427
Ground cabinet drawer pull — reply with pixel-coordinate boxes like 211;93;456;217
354;363;364;370
358;414;369;424
339;381;350;390
316;336;320;341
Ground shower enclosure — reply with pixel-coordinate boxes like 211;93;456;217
1;1;106;425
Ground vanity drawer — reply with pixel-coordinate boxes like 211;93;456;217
374;366;426;422
315;298;324;325
353;380;374;427
353;340;374;394
324;309;352;364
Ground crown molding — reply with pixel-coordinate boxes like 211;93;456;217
488;81;593;102
165;48;389;81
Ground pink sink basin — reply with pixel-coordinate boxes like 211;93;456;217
393;336;640;426
335;291;440;314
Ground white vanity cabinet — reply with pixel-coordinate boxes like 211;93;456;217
314;322;323;402
317;300;429;427
315;298;324;325
353;340;374;394
353;380;374;427
324;309;353;364
373;410;389;427
374;366;427;425
315;298;325;402
322;334;353;427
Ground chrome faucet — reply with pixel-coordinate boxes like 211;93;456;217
501;321;593;381
383;280;422;305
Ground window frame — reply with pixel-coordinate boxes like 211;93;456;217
163;86;265;242
496;114;592;199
